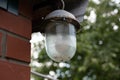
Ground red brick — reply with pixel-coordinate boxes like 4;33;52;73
0;60;30;80
0;9;32;39
0;32;2;56
6;34;30;62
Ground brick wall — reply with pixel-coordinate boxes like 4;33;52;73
0;9;31;80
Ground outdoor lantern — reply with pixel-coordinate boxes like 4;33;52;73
44;10;80;62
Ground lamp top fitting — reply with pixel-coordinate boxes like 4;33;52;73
45;9;80;30
45;10;76;20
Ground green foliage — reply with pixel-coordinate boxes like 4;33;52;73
31;0;120;80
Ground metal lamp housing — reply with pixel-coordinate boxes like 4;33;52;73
45;10;80;62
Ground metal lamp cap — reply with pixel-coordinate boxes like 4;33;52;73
45;9;80;30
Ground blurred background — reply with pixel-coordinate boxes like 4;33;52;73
30;0;120;80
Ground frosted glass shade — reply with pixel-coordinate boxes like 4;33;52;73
45;21;76;62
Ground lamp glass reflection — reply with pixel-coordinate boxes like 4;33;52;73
45;21;76;62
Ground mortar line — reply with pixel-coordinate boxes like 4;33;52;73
1;30;7;59
0;57;30;66
0;28;30;42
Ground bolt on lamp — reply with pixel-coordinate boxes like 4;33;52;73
44;9;80;62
